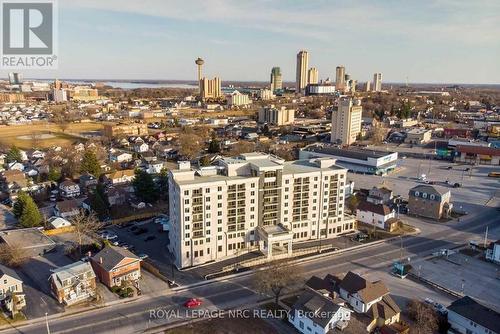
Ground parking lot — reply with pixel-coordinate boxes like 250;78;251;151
106;220;200;285
348;157;500;215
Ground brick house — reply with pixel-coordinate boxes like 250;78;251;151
408;185;452;220
90;246;141;288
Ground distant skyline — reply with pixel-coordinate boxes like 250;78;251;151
1;0;499;84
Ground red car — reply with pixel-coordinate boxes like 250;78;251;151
184;298;203;308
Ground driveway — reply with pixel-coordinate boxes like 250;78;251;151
0;203;17;230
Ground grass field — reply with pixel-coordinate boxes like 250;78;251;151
0;122;104;149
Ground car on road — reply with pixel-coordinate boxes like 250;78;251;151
453;182;461;188
184;298;202;308
447;166;453;170
138;253;149;260
424;297;434;305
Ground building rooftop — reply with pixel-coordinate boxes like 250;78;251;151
0;228;56;256
447;296;500;333
304;146;395;161
50;261;95;290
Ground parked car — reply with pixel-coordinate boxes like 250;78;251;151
144;235;156;242
453;183;461;188
184;298;202;308
138;253;149;260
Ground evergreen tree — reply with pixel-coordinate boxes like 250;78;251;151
89;183;109;220
14;192;42;227
80;149;101;177
158;168;169;200
48;167;62;182
208;138;220;153
132;169;158;203
6;146;23;163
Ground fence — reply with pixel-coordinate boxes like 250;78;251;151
43;226;75;235
110;212;161;225
141;260;170;283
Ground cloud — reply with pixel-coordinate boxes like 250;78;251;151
62;0;500;45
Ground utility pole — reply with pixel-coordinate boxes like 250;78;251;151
45;312;50;334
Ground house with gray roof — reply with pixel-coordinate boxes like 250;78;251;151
289;290;351;334
49;261;96;305
447;296;500;334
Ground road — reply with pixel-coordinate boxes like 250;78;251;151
2;207;498;334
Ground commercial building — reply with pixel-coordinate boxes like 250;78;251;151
258;88;275;100
331;98;363;146
454;145;500;165
307;67;319;85
335;66;346;91
306;84;335;96
270;67;283;92
408;185;452;220
296;50;309;94
0;93;25;103
168;153;353;268
300;146;398;175
103;122;148;138
8;72;22;85
200;77;222;100
227;90;251;107
90;246;141;288
404;128;432;144
365;81;371;92
71;86;99;101
258;106;295;126
373;73;382;92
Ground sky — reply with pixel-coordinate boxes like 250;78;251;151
2;0;499;84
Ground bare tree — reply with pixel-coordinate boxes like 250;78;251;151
30;131;42;149
71;210;104;255
253;259;303;304
406;299;439;334
0;243;28;267
230;141;256;156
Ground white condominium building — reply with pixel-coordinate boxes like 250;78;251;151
168;153;353;269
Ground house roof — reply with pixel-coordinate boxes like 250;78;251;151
0;264;22;282
358;201;392;216
50;261;95;290
91;246;140;272
48;216;72;228
409;184;450;197
291;290;343;328
339;271;389;303
107;169;135;179
60;180;77;187
447;296;500;333
369;295;401;320
456;145;500;156
56;199;79;213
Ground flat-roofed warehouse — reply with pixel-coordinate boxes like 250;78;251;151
0;228;56;257
299;145;398;175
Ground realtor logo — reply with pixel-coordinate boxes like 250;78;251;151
1;0;58;69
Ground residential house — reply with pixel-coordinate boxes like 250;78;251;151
54;200;80;219
133;142;149;153
79;173;98;194
7;161;24;171
90;246;141;288
338;271;401;331
0;170;28;196
105;169;135;185
289;290;352;334
59;180;81;198
367;187;393;205
447;296;500;334
486;240;500;264
146;161;164;174
49;261;97;305
107;187;128;206
47;216;72;229
0;264;26;313
110;152;133;163
408;185;452;220
356;201;396;230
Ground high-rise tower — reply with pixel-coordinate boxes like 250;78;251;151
373;73;382;92
296;50;309;94
270;67;283;92
335;66;346;91
195;57;204;94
